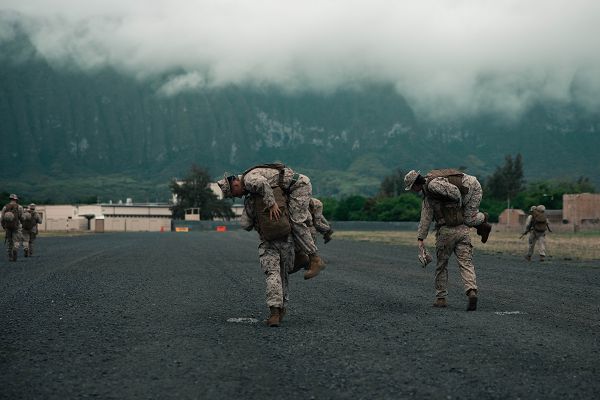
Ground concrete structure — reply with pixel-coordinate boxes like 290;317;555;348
563;193;600;230
498;209;526;228
36;203;171;232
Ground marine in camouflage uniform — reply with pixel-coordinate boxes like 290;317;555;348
407;175;479;311
1;194;24;261
523;205;551;262
405;169;491;243
217;163;325;280
240;191;294;327
21;203;42;257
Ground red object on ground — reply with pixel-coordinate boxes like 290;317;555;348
216;226;227;232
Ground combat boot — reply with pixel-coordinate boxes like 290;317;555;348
304;254;325;280
267;306;280;327
466;289;478;311
539;255;545;262
524;255;531;262
11;249;17;262
24;248;29;257
476;213;492;243
433;298;448;308
291;252;310;274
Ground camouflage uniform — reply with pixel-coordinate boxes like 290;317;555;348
418;197;478;300
241;195;293;309
307;198;333;244
1;202;24;260
21;209;42;255
242;167;318;256
523;212;548;260
425;173;485;227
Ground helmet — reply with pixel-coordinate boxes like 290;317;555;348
529;206;537;212
29;203;36;210
537;205;546;212
9;194;18;200
404;170;420;191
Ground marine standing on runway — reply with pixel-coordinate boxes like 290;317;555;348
405;172;479;311
238;178;294;327
217;163;326;280
404;169;492;243
1;194;24;262
522;205;551;262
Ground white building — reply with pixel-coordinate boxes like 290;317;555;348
36;203;172;232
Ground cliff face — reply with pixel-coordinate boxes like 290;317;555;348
2;41;599;202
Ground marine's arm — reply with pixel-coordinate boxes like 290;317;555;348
417;197;434;243
243;171;280;220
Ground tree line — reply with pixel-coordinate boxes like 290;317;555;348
170;156;596;222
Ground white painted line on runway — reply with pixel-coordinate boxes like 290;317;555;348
227;317;260;324
494;311;525;315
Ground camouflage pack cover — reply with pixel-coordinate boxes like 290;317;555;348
250;186;291;241
1;203;20;229
532;208;548;232
21;211;36;230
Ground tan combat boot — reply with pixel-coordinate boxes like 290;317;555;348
291;252;310;274
466;289;478;311
433;298;448;308
476;213;492;243
524;255;531;262
304;254;325;280
539;255;545;262
267;307;280;327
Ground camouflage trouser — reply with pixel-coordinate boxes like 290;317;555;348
21;229;32;250
434;225;477;298
309;225;318;244
5;229;21;255
462;175;485;227
527;231;546;257
289;179;318;255
259;235;293;308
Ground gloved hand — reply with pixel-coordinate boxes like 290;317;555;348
323;230;334;244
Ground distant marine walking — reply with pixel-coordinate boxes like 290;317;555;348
1;194;24;261
522;205;551;262
20;203;42;257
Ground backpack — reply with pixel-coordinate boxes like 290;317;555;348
21;211;36;230
1;204;20;230
531;209;548;232
250;186;291;241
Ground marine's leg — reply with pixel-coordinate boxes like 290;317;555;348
434;228;454;304
454;227;478;311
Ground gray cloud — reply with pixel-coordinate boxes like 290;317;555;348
2;0;600;117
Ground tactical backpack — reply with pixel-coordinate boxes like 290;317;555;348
250;186;292;241
531;209;548;232
21;211;36;230
432;202;464;227
1;204;20;230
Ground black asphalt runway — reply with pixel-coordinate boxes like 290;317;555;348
1;231;599;399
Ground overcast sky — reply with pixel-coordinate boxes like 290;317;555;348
1;0;599;118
